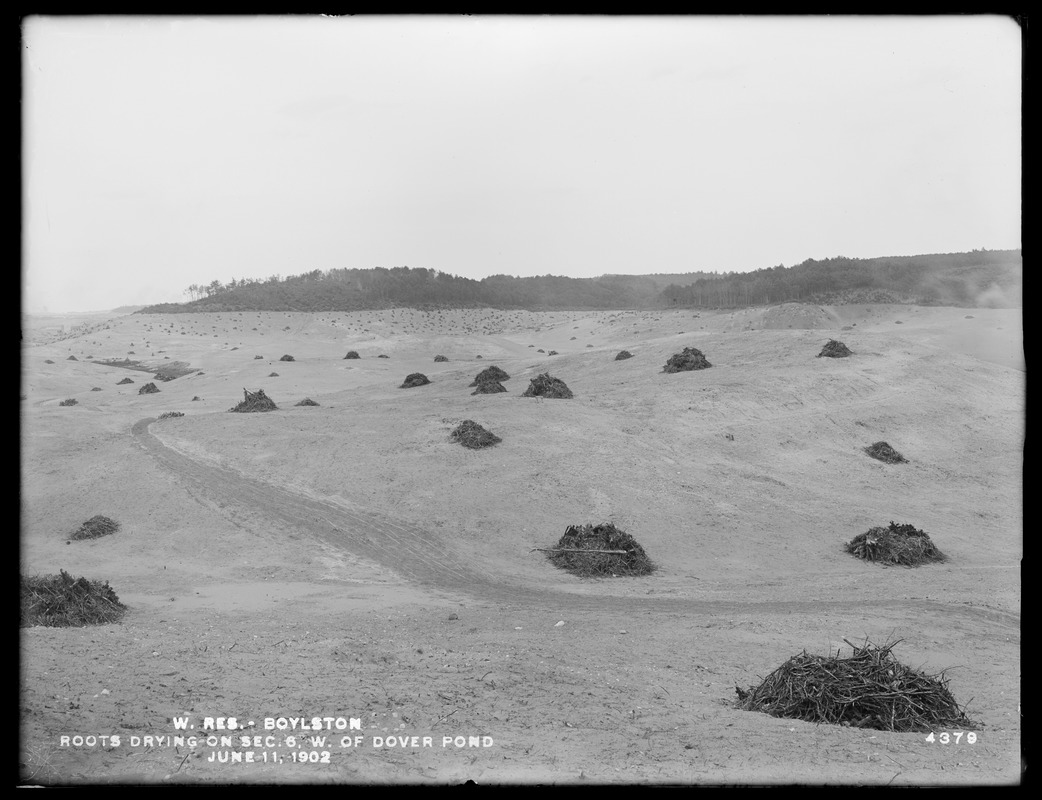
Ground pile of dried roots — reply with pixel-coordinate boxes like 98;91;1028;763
735;638;977;732
69;515;119;541
230;388;278;412
400;373;431;388
450;420;502;449
663;347;712;373
472;380;507;395
864;441;908;464
471;366;510;386
21;570;127;627
846;521;946;566
818;339;854;358
522;373;573;399
544;523;655;577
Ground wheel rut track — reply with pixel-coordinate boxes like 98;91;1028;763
132;418;1019;629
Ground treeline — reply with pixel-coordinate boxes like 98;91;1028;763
660;250;1021;309
138;250;1021;314
141;267;673;313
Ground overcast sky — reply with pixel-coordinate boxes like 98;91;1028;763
22;15;1022;313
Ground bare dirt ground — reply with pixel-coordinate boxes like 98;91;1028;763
20;304;1023;785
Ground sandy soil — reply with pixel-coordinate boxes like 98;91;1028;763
20;303;1023;785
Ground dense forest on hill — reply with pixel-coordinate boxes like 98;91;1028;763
138;249;1021;314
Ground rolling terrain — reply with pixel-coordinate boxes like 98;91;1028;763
20;304;1022;785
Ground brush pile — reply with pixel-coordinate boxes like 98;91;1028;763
400;373;431;388
230;388;278;412
663;347;712;373
58;398;78;406
615;350;634;360
91;387;102;392
864;441;908;464
67;355;78;361
471;366;510;386
434;355;449;362
344;351;360;359
378;354;389;358
138;382;159;395
254;355;264;360
280;354;295;361
268;372;280;377
472;380;507;395
818;339;854;358
548;350;559;356
450;420;502;449
117;377;134;385
69;515;119;541
522;373;573;399
45;360;55;364
191;396;201;401
21;570;127;628
295;398;320;406
158;411;184;419
735;638;977;732
845;521;946;566
545;523;655;577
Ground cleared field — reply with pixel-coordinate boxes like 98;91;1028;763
20;304;1022;785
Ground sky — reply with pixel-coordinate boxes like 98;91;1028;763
22;15;1022;313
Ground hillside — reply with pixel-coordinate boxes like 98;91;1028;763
21;303;1022;783
137;250;1021;315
